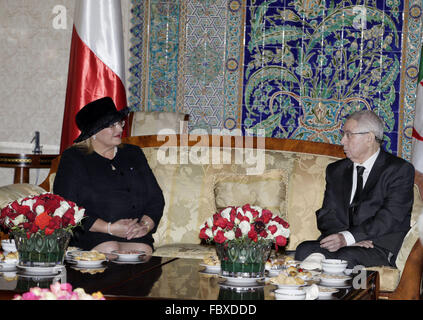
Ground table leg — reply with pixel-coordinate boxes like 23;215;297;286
13;167;29;184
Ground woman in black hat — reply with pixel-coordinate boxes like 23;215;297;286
53;97;164;255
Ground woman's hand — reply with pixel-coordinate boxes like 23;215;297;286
125;215;155;240
109;218;139;238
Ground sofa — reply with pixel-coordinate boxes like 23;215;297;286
1;133;422;299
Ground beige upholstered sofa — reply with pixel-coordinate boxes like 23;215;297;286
1;133;422;299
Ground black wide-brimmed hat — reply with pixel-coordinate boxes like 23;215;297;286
73;97;130;143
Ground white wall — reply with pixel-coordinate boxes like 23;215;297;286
0;0;132;186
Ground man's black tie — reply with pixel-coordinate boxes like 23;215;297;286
349;165;365;226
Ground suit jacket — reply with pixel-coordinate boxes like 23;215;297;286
316;149;414;258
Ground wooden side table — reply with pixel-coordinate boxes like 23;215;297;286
0;153;58;184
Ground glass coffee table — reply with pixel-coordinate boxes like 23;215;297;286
0;256;379;300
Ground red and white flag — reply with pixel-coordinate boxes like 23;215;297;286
60;0;127;152
412;45;423;173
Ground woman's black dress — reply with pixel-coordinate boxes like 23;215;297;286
53;144;164;250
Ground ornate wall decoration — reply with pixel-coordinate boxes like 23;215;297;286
129;0;423;158
242;0;421;157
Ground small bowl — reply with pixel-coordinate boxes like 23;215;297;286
111;250;146;262
1;239;17;253
317;286;339;299
274;288;306;300
321;259;348;274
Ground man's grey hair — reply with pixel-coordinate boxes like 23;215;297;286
347;110;384;144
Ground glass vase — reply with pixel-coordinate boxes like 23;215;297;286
13;229;71;267
215;240;272;278
218;285;265;300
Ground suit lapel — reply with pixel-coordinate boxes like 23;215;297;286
362;149;386;195
343;161;354;211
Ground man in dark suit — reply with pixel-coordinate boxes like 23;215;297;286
295;110;414;268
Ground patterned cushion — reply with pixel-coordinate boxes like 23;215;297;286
419;214;423;244
410;184;423;226
0;183;46;209
212;169;289;219
145;147;210;247
365;266;400;292
130;111;187;136
395;185;423;274
285;154;338;250
145;147;298;248
48;173;56;192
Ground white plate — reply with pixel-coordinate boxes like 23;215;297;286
319;274;351;287
220;275;265;287
0;261;18;272
199;270;221;277
317;286;339;298
298;274;314;281
274;288;306;300
71;259;106;268
17;265;64;275
275;283;306;289
111;250;146;262
65;247;82;260
111;259;147;265
199;263;221;274
17;273;63;280
267;269;283;277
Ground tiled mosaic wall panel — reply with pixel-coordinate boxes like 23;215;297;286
128;0;423;159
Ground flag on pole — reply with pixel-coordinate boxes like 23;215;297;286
412;45;423;172
60;0;127;153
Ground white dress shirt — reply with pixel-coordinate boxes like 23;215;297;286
340;149;380;246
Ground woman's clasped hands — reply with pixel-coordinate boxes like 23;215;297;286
110;217;153;240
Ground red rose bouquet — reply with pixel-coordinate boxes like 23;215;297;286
0;193;85;238
199;204;290;250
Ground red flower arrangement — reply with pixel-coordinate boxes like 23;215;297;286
199;204;290;250
0;193;85;238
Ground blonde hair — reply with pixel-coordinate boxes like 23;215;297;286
72;137;124;154
72;138;95;154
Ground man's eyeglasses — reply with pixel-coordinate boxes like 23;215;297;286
340;130;370;139
109;120;125;129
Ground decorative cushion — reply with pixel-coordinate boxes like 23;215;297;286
130;111;188;136
48;173;56;192
419;214;423;244
395;185;423;274
212;169;289;219
410;184;423;226
146;148;208;247
144;147;298;248
365;266;400;292
0;183;45;209
286;154;339;250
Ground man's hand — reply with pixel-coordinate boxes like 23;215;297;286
352;240;374;248
320;234;347;252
